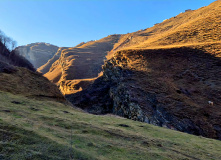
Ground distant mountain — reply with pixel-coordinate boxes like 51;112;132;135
15;43;59;68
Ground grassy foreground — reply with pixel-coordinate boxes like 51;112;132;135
0;91;221;160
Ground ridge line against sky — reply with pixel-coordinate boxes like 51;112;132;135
0;0;215;47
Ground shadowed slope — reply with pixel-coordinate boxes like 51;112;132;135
0;42;35;72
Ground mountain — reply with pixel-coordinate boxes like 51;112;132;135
13;0;221;140
40;0;221;96
1;32;221;160
66;0;221;140
15;42;59;68
43;34;121;94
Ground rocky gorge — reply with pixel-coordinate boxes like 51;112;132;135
67;46;221;140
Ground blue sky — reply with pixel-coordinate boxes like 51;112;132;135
0;0;215;47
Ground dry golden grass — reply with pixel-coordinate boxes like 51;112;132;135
42;1;221;96
43;35;121;94
59;78;97;95
108;1;221;54
38;47;68;74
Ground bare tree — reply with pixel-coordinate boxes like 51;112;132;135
0;30;17;52
0;29;35;71
0;31;3;42
11;40;17;51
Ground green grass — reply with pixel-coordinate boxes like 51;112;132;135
0;91;221;160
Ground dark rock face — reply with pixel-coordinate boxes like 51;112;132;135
101;58;205;137
66;76;113;114
67;56;203;136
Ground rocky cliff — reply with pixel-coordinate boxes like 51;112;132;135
15;43;59;68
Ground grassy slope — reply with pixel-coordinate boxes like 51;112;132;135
1;91;221;160
0;67;65;102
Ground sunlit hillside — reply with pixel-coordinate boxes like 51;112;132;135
38;47;69;75
43;34;121;94
107;0;221;57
